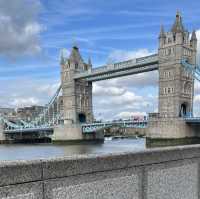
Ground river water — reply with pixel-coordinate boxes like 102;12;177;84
0;138;146;161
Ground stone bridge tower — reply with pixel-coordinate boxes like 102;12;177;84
148;12;198;138
60;46;93;125
158;11;197;118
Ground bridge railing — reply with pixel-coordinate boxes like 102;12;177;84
82;120;148;133
1;85;64;132
181;59;200;81
74;54;158;80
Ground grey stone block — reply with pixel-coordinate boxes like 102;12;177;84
127;144;200;168
44;167;141;199
0;160;42;187
42;153;129;180
145;159;199;199
42;144;200;181
0;182;43;199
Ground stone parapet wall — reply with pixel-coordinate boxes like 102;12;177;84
1;144;200;198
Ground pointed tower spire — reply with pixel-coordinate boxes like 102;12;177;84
191;30;197;41
69;45;83;63
87;57;92;70
190;30;197;49
60;49;65;65
88;57;92;66
159;25;166;38
171;11;185;33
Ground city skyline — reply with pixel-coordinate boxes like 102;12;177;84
0;0;200;120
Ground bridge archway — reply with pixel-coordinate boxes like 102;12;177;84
180;103;188;117
78;113;86;123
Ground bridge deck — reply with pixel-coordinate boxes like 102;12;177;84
185;117;200;124
4;127;53;134
82;120;148;133
74;54;158;81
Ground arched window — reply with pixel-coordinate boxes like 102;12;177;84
173;34;176;42
184;82;191;94
78;113;86;123
180;103;187;117
75;63;78;69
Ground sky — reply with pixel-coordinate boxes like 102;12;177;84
0;0;200;120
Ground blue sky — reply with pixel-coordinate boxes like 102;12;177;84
1;0;200;119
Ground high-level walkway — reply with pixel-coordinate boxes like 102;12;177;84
74;54;158;81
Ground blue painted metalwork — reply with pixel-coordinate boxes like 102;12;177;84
0;85;63;134
182;59;200;122
82;120;148;133
181;59;200;81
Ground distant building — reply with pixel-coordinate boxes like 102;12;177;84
0;107;16;117
17;105;46;122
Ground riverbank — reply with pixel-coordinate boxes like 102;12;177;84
0;144;199;198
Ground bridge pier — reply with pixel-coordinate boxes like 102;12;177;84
52;124;83;142
147;116;199;139
52;124;104;143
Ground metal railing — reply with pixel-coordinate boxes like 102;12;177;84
82;120;148;133
1;85;63;133
181;59;200;121
74;54;158;80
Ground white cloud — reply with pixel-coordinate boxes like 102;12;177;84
92;48;158;120
0;78;59;108
108;91;143;106
93;85;157;120
94;90;144;107
10;97;39;107
193;94;200;116
93;84;125;96
101;71;158;88
107;48;153;63
194;94;200;104
194;81;200;94
0;0;42;58
37;83;60;96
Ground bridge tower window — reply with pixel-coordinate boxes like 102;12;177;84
173;34;176;42
168;48;171;55
180;103;187;117
75;63;78;69
79;113;86;123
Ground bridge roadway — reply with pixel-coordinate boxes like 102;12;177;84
4;127;53;134
4;120;148;135
82;120;148;133
3;117;200;135
74;54;158;82
185;117;200;124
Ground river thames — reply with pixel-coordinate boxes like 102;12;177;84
0;138;146;161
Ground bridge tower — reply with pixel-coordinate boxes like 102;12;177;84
148;12;198;138
159;11;197;118
53;46;97;141
60;46;93;125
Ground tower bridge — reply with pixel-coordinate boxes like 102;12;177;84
0;12;200;142
73;54;158;82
